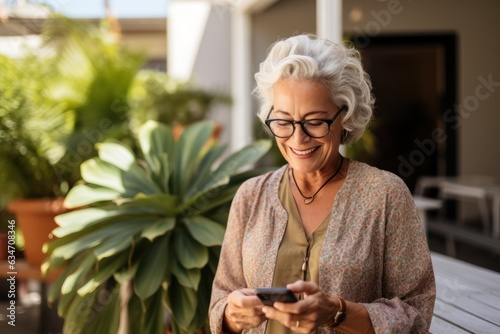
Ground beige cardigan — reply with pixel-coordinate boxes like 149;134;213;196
209;161;436;333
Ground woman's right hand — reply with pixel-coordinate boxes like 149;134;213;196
223;288;266;333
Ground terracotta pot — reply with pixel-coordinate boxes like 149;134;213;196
173;123;222;141
7;198;67;266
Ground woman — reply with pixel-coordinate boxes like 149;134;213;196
209;34;435;334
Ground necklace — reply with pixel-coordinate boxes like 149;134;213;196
291;156;344;205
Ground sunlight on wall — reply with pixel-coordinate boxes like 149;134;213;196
168;0;211;81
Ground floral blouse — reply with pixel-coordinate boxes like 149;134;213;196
209;160;436;333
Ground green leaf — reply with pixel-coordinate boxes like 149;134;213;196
53;205;159;237
81;157;160;195
173;120;215;195
95;140;136;170
167;279;198;330
61;253;96;295
138;120;174;175
217;139;271;173
55;206;120;227
173;228;208;269
198;140;271;194
158;152;171;194
81;285;120;334
181;167;274;216
126;293;146;334
113;262;139;285
57;289;79;319
77;253;128;295
143;289;165;334
44;236;79;262
182;184;239;217
192;266;215;331
124;163;164;194
168;317;184;334
47;251;92;304
184;216;225;247
61;289;98;332
64;183;120;208
51;229;115;260
134;235;169;300
171;255;201;290
184;142;228;199
52;218;151;260
93;233;132;260
42;254;66;277
141;217;175;242
120;193;180;217
80;158;127;192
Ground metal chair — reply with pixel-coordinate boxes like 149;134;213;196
438;181;490;235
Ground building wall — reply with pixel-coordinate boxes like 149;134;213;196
251;0;317;71
249;0;316;151
168;0;232;144
342;0;500;180
250;0;500;180
190;5;232;144
169;0;500;181
121;31;167;60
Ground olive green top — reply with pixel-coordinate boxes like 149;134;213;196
265;168;330;334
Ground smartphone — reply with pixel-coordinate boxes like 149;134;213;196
255;287;298;306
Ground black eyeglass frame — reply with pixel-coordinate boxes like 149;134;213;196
264;105;347;139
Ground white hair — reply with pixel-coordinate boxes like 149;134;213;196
254;34;374;144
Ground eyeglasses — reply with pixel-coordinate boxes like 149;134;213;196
265;105;346;139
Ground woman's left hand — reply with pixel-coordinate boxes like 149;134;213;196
261;280;338;333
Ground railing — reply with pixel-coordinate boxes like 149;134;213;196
414;176;500;257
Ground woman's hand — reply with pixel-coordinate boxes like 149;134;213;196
223;288;266;333
261;280;339;333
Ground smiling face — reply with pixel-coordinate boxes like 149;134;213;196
271;78;343;176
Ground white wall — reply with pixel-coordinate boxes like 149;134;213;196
168;0;212;81
168;0;232;144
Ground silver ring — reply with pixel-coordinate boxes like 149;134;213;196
295;320;300;328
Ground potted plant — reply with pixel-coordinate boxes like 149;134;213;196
0;16;144;265
43;120;272;333
0;208;12;261
128;70;231;140
0;52;74;265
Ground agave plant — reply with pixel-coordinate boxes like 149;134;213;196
43;120;272;333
